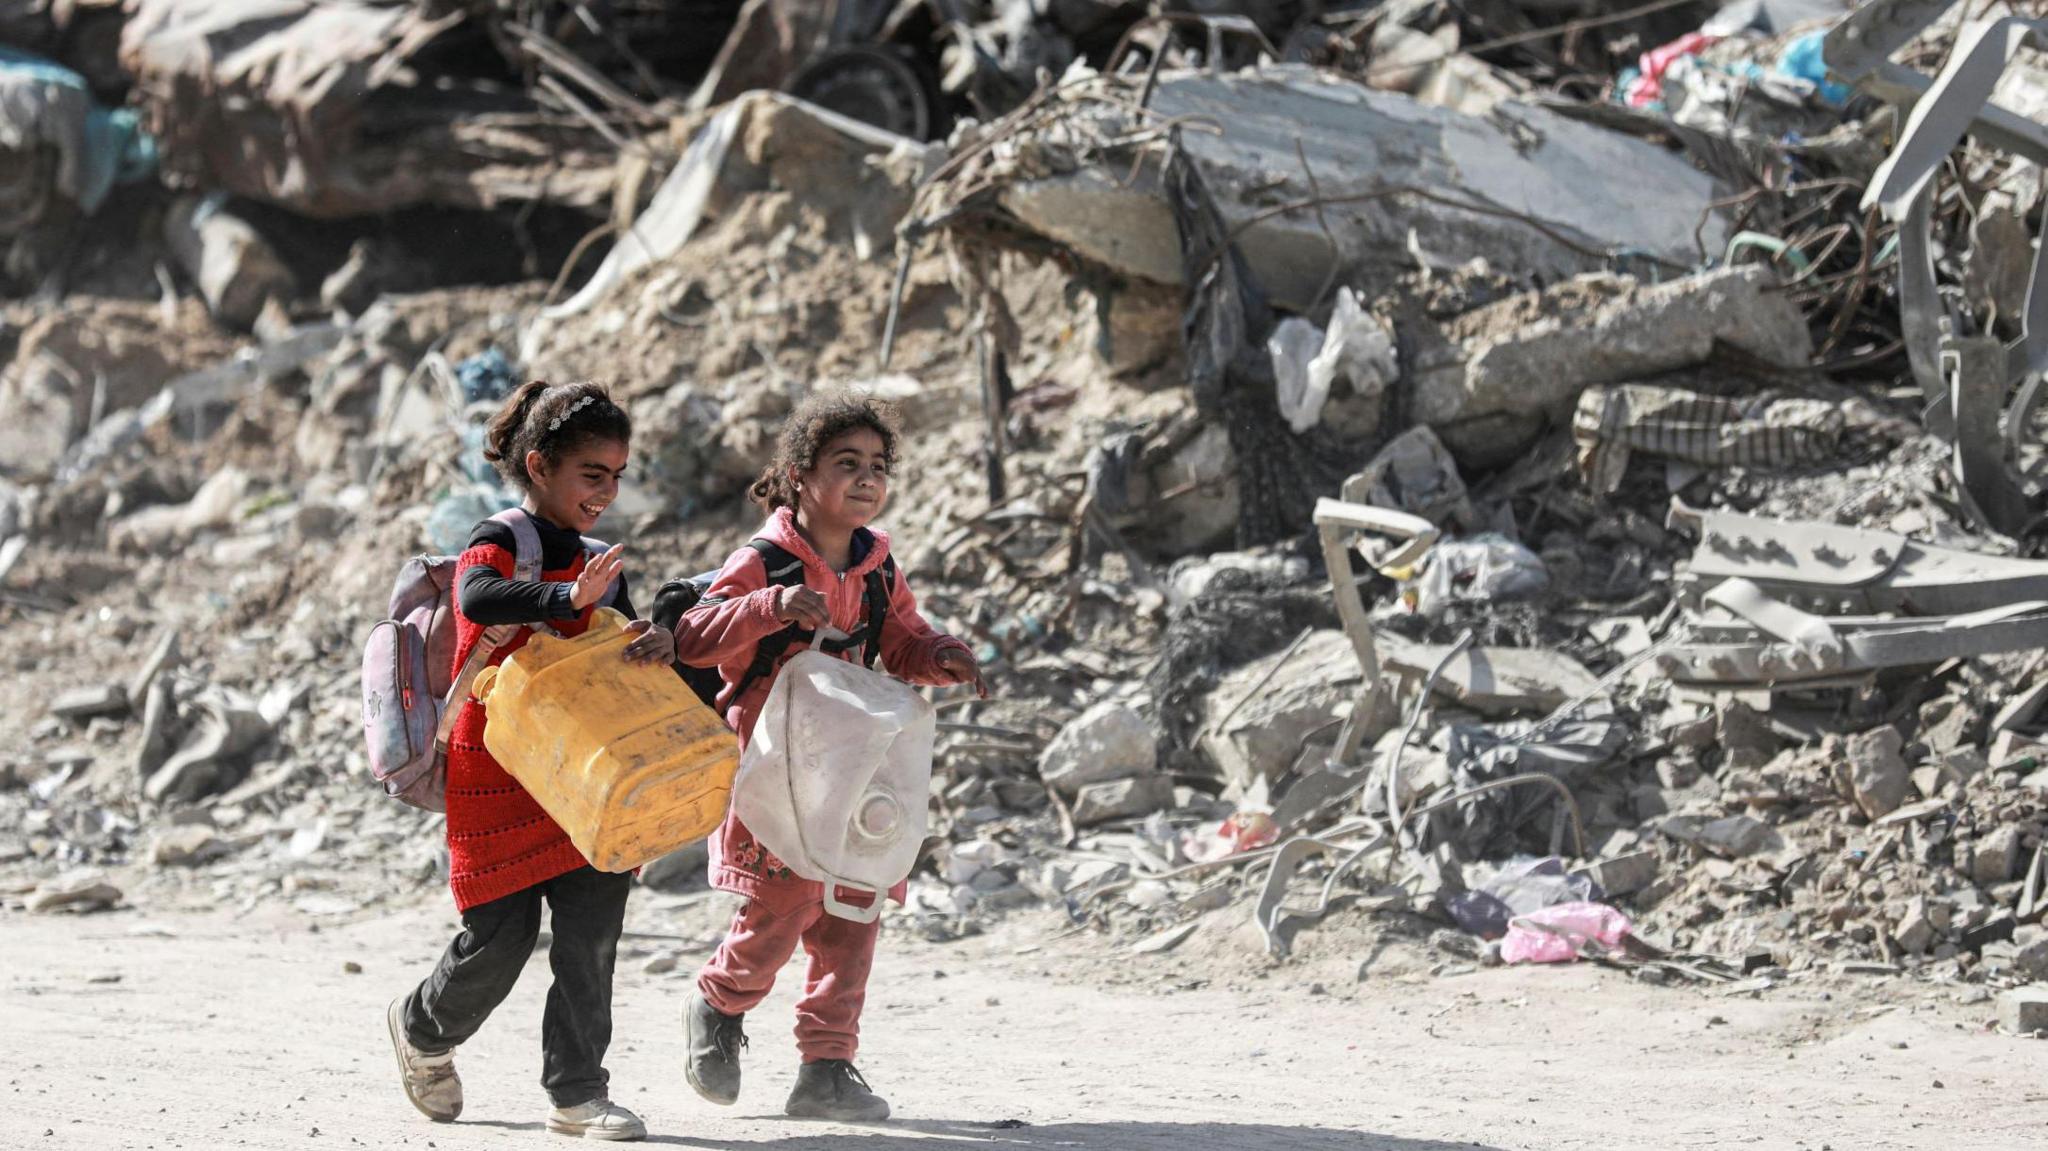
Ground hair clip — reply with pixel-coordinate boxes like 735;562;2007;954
547;395;596;431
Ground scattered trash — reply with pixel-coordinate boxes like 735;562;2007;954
0;0;2041;1006
1500;902;1633;965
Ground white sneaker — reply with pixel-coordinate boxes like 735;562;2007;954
386;996;462;1122
546;1098;647;1141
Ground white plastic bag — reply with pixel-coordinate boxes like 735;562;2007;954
1413;533;1549;616
1266;288;1399;434
731;630;936;922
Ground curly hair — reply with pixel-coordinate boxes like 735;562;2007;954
749;389;901;511
482;380;632;490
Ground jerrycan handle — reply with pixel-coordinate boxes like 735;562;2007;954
821;877;884;924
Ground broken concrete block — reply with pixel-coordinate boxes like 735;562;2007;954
1894;896;1938;955
1917;697;1979;757
109;466;253;556
1962;908;2018;952
1718;701;1784;763
1844;727;1911;821
2015;927;2048;981
2001;989;2048;1034
1973;825;2026;886
51;684;128;722
1378;636;1602;717
1943;749;1990;787
1578;851;1660;898
1661;709;1717;750
991;68;1729;314
143;691;270;804
1201;630;1356;788
27;874;121;914
1416;266;1811;465
1656;812;1774;858
1070;775;1174;827
1039;702;1158;798
149;825;225;868
1910;766;1948;801
164;195;296;331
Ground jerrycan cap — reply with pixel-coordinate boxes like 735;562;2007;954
852;789;903;842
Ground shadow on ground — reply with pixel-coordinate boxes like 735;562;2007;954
649;1117;1501;1150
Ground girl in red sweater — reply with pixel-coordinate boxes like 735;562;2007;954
675;391;984;1122
386;381;673;1142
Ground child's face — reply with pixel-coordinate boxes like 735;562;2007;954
525;438;629;534
796;428;890;531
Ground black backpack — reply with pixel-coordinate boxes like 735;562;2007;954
651;536;896;709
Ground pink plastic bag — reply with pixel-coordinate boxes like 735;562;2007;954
1500;901;1633;964
1626;32;1720;107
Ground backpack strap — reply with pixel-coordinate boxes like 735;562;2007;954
858;554;897;670
434;507;600;747
728;539;809;705
725;538;895;703
494;507;545;582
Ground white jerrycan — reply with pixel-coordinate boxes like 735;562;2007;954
731;629;936;922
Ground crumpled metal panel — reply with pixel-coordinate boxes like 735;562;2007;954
1852;16;2048;533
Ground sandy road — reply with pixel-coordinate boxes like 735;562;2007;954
3;897;2046;1151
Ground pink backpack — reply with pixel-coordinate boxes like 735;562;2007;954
360;508;617;811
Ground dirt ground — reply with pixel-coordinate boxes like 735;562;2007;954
5;893;2046;1151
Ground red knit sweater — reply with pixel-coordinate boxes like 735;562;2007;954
443;542;597;911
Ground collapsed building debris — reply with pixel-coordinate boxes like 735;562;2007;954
119;0;629;218
914;65;1734;314
4;0;2048;1027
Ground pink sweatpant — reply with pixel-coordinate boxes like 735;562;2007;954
696;898;880;1063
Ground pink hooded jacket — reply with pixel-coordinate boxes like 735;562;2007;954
676;507;973;913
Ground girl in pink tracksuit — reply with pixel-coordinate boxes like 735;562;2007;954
673;390;984;1122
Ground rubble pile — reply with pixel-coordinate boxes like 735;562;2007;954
4;0;2048;1017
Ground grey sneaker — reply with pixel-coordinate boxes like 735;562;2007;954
545;1098;646;1141
683;992;746;1105
784;1059;890;1122
386;996;462;1122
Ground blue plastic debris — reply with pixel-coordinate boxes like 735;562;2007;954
455;347;518;405
1775;33;1850;108
0;46;156;214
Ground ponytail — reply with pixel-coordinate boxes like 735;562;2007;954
482;380;551;487
480;380;632;490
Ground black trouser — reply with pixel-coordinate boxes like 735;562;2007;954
402;865;633;1107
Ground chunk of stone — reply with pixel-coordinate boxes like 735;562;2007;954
1893;896;1938;955
1577;851;1659;898
1973;825;2025;887
149;825;225;868
1039;702;1158;798
27;874;122;914
1201;630;1357;787
52;685;129;722
1843;727;1911;821
1071;775;1175;827
2001;989;2048;1034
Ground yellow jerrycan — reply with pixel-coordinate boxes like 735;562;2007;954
470;607;738;872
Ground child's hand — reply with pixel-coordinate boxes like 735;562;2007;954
621;619;674;665
934;646;988;698
775;585;831;630
571;544;626;610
